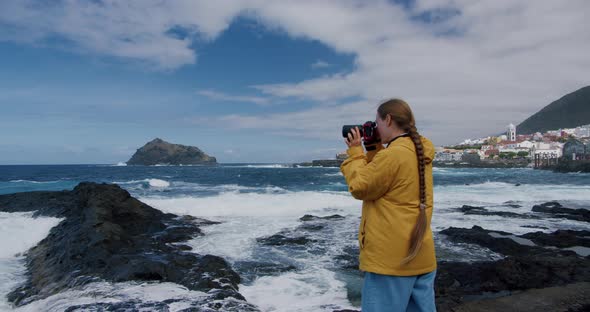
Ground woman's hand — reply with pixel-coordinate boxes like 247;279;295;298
344;126;362;148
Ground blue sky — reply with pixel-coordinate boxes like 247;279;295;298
0;1;588;164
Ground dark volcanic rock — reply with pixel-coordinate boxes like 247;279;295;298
520;229;590;248
300;223;326;231
334;246;360;270
63;297;260;312
0;182;256;310
299;214;345;222
435;225;590;311
455;205;538;219
449;282;590;312
126;138;217;166
0;189;73;217
257;234;316;246
440;225;579;257
531;201;590;222
233;260;298;284
456;205;486;213
520;225;549;230
503;201;522;208
435;258;590;311
177;214;223;226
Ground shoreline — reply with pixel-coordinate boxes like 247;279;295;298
0;183;588;311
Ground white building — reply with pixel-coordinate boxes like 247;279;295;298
562;128;576;135
516;140;534;149
507;123;516;141
573;125;590;138
435;149;464;162
459;137;487;145
533;148;562;158
532;142;562;158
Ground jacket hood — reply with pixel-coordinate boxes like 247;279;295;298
391;136;435;164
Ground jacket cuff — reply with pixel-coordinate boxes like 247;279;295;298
347;145;364;157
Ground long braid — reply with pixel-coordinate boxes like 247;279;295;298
400;123;428;265
377;98;430;266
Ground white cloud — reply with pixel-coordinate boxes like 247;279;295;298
197;89;270;106
0;0;247;69
243;0;590;144
202;100;376;141
1;0;589;145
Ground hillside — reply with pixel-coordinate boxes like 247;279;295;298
516;86;590;134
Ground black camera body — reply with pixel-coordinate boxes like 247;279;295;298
342;121;377;140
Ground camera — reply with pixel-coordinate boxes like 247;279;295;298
342;121;377;140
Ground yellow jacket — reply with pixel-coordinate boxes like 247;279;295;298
340;136;437;276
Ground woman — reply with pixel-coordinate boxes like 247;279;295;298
340;99;437;311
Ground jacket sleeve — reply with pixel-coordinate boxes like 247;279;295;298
365;143;384;163
340;145;397;201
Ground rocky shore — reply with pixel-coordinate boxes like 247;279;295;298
259;201;590;312
0;182;257;311
1;183;588;311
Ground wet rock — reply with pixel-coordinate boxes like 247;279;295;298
300;223;326;231
334;246;360;270
257;234;316;246
435;225;590;311
64;301;171;311
531;201;590;222
64;296;260;312
233;260;297;284
299;214;345;222
456;205;538;219
456;205;486;212
440;225;574;256
447;282;590;312
520;225;549;230
177;214;222;226
0;182;254;310
0;189;72;217
520;229;590;248
296;214;346;232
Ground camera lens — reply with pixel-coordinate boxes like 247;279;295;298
342;125;364;138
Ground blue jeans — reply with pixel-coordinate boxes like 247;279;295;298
361;269;437;312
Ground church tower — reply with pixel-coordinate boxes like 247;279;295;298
507;123;516;141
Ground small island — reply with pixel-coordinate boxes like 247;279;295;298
126;138;217;166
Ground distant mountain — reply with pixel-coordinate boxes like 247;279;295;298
516;86;590;134
126;138;217;166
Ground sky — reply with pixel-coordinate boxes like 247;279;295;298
0;0;588;164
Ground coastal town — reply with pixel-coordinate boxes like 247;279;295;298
434;123;590;168
314;122;590;172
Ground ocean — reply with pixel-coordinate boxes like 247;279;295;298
0;164;588;311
